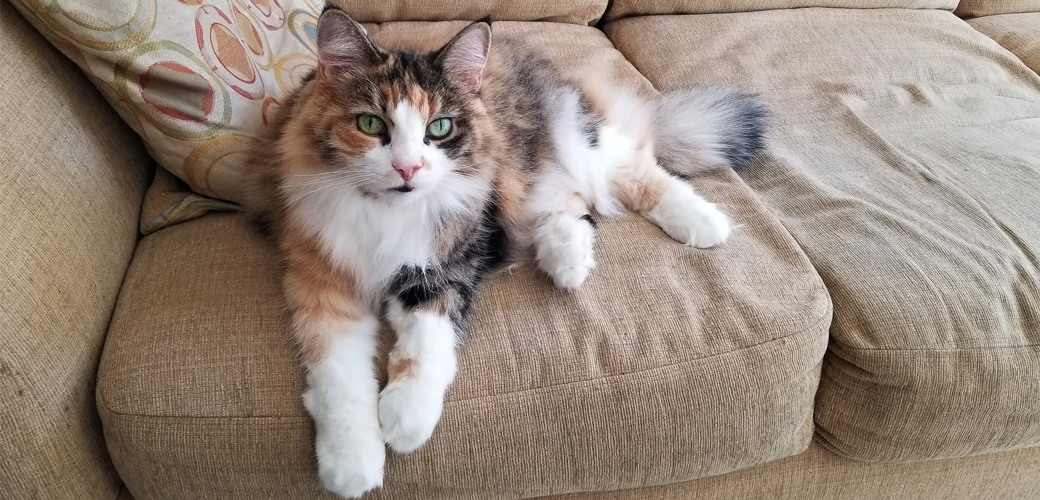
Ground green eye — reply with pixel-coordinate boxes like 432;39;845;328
426;118;453;139
357;114;385;135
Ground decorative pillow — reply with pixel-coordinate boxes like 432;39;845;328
9;0;608;205
10;0;327;203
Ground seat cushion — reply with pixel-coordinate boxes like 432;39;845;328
555;441;1040;500
969;14;1040;74
606;8;1040;462
602;1;957;23
97;21;831;500
0;4;152;500
107;441;1040;500
956;0;1040;17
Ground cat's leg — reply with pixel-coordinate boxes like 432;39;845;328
379;269;471;453
286;267;385;499
613;157;731;248
528;168;597;290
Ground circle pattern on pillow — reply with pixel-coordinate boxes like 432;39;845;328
273;52;317;90
240;0;286;30
231;1;274;69
115;40;232;140
184;134;254;198
32;0;157;51
196;4;265;99
287;8;319;53
13;0;323;203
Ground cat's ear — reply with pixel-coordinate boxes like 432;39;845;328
436;22;491;93
316;8;382;80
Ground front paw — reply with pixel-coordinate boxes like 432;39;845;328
534;214;597;290
315;430;385;499
378;379;445;454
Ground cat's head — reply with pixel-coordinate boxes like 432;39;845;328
299;7;492;202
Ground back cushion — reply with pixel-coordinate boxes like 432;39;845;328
604;1;957;22
330;0;606;24
956;1;1040;17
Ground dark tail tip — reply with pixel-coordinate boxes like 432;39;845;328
724;94;769;172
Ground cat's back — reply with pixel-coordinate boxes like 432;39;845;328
480;35;573;169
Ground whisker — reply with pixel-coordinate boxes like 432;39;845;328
287;171;347;179
286;174;383;203
287;170;386;188
287;176;352;187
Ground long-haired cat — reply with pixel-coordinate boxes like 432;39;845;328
248;6;766;498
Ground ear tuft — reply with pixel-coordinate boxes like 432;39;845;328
436;22;491;92
316;8;381;79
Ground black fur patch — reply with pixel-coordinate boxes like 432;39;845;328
385;196;508;333
388;266;442;308
314;132;339;165
577;94;601;148
438;135;466;159
580;213;597;228
449;279;476;328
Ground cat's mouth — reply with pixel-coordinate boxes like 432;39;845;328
389;185;414;193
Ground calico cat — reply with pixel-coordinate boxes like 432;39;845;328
247;6;766;498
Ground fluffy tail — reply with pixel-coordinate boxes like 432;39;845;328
651;88;768;175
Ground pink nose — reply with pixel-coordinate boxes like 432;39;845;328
394;163;421;181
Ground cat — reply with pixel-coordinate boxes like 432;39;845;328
247;6;766;499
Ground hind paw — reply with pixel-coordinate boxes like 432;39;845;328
647;184;731;248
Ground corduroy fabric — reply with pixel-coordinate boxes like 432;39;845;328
328;0;607;25
602;0;957;22
606;8;1040;462
97;23;831;499
969;14;1040;74
956;0;1040;17
0;2;152;499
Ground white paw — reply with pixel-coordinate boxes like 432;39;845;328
648;187;732;248
379;378;444;453
534;214;596;290
314;429;385;499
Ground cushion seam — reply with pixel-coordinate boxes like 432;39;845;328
98;310;830;419
830;342;1040;353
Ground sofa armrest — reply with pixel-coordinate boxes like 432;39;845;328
0;2;152;499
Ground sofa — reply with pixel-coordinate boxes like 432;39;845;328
2;0;1040;499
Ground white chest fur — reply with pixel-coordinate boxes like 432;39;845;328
283;175;490;307
288;187;437;305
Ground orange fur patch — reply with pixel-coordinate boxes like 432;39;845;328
405;81;432;117
613;158;669;214
278;116;323;176
387;354;415;382
495;173;528;227
281;228;364;364
380;81;400;112
334;122;376;157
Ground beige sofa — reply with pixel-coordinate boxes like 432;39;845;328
3;0;1040;499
